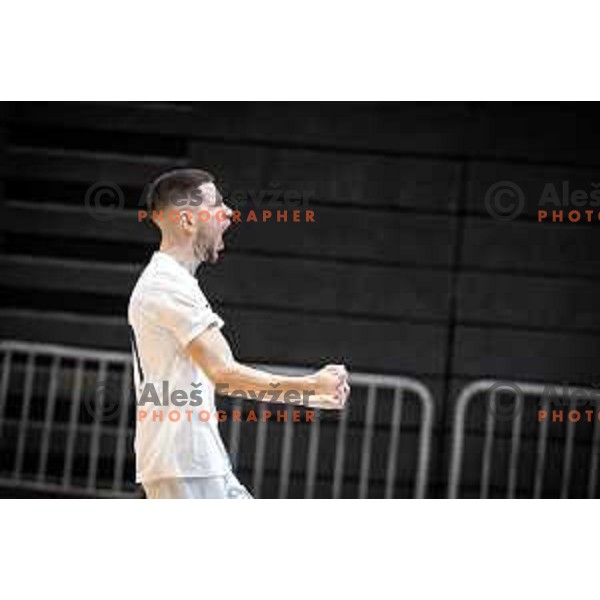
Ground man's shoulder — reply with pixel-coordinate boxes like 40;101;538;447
129;257;206;317
136;256;198;295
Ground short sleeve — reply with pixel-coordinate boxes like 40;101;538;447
145;284;224;348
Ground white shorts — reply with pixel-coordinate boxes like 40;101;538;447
143;472;253;499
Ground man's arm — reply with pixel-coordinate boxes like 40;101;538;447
186;324;349;409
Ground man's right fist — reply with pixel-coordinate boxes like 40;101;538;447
312;364;350;409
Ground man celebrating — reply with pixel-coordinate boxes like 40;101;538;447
128;168;349;499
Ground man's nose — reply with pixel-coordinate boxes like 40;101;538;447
223;203;233;219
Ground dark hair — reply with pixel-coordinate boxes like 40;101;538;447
144;168;214;213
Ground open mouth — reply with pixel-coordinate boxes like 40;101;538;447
218;221;230;251
216;229;226;251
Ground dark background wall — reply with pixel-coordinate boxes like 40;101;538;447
1;102;599;497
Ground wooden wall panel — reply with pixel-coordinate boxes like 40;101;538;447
462;217;600;277
457;273;600;333
453;326;600;385
0;255;453;322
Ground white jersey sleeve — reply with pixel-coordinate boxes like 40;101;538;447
147;284;224;348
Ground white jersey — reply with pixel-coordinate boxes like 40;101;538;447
128;251;230;483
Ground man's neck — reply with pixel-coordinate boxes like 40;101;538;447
158;242;201;275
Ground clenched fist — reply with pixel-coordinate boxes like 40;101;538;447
309;364;350;410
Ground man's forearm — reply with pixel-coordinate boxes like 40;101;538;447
212;361;318;399
186;325;346;408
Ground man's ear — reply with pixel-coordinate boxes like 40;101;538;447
179;209;194;232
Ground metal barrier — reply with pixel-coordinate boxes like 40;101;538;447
448;380;600;499
0;340;435;499
242;366;435;499
0;341;135;498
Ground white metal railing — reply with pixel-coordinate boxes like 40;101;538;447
0;341;135;498
244;365;435;499
448;379;600;499
0;340;435;499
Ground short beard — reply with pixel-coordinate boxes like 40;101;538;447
193;238;219;264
